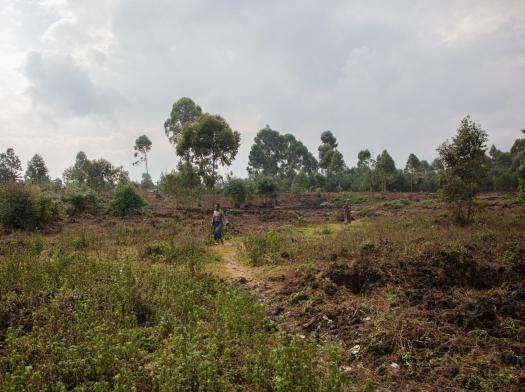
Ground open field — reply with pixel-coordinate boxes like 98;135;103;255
1;192;524;391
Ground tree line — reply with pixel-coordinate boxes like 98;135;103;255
1;97;524;220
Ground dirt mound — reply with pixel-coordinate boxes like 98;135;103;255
325;259;382;294
400;247;520;290
449;283;525;336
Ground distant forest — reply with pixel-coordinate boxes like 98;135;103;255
1;97;524;197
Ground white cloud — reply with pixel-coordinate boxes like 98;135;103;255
22;51;126;117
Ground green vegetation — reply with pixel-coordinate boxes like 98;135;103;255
243;226;300;266
438;116;489;224
0;223;349;390
515;130;525;204
291;171;310;194
0;148;22;182
0;99;523;390
255;175;279;206
0;182;62;231
176;112;241;190
248;125;318;181
62;187;100;215
24;154;50;185
133;134;152;175
223;177;249;208
110;183;147;216
63;151;128;191
159;161;203;206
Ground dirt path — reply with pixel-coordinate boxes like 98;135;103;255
214;241;254;283
212;240;282;312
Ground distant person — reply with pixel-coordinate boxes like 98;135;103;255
343;202;353;224
212;203;225;244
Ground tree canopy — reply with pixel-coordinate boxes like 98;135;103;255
318;131;345;177
320;131;337;148
25;154;50;185
375;150;396;192
0;148;22;182
176;113;240;189
248;125;318;181
164;97;202;146
63;151;129;191
437;115;489;224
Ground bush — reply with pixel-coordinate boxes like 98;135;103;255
0;183;62;231
224;178;248;207
110;183;147;216
518;179;525;205
255;176;278;206
291;172;310;195
63;187;100;215
159;164;203;207
36;192;64;226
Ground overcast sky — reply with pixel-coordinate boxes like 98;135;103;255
1;0;524;181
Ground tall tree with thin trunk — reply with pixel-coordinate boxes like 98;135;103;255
375;150;396;192
405;153;421;192
133;134;152;175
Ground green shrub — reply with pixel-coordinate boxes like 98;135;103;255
255;176;278;205
36;192;64;225
63;187;100;215
223;178;248;208
291;172;309;195
349;194;368;204
518;179;525;205
141;240;171;258
110;183;147;216
0;183;62;231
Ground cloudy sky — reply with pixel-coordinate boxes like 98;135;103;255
1;0;524;181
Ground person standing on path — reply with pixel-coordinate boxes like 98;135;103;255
212;203;226;244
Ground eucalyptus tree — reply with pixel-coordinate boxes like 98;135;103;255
176;113;240;190
133;134;152;175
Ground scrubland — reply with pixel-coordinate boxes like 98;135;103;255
0;192;523;391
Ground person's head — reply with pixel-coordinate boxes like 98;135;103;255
215;203;220;210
